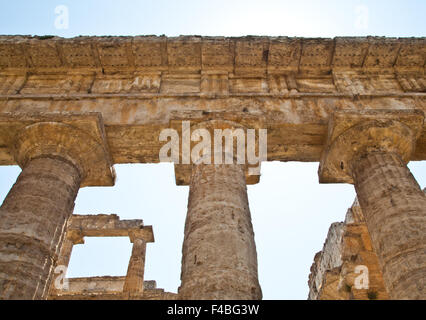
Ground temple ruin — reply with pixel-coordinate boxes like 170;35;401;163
0;35;424;299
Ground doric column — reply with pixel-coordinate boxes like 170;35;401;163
319;109;426;299
55;230;85;274
0;113;114;300
47;229;84;297
123;238;147;295
178;120;262;300
122;227;154;296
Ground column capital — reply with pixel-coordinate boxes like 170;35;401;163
128;226;154;243
66;230;85;245
0;112;115;187
169;111;265;185
319;109;424;183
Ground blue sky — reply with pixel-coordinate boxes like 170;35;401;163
0;0;425;299
1;0;425;37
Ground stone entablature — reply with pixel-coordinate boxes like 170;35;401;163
0;37;425;173
64;213;153;241
0;36;424;99
0;36;424;74
1;70;424;96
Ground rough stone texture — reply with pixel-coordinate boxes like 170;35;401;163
0;157;80;299
0;115;115;299
0;35;424;300
0;36;425;172
353;152;426;299
52;277;156;294
0;36;424;74
319;110;426;300
47;214;173;300
319;109;424;183
179;163;261;300
51;290;178;300
64;213;149;239
49;276;177;300
0;113;115;187
169;116;263;184
308;199;389;300
308;222;344;300
123;238;146;295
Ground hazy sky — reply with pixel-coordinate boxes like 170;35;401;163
0;0;425;299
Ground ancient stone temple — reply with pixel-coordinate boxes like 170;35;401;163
0;35;424;300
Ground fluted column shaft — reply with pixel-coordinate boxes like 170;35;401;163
0;115;114;300
0;156;80;299
352;152;426;299
179;163;262;300
56;238;75;272
123;238;146;295
319;110;425;299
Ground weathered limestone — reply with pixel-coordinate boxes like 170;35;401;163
48;214;172;300
0;36;424;300
319;109;426;299
0;157;80;299
352;153;426;299
308;199;389;300
176;120;261;299
0;36;425;168
50;276;178;300
124;226;156;296
170;114;264;185
0;114;114;299
50;275;177;300
123;238;146;295
179;160;261;299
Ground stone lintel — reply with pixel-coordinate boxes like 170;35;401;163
62;277;157;294
169;111;265;185
65;214;154;243
128;226;154;243
319;109;424;184
49;278;178;300
0;97;425;165
0;112;115;187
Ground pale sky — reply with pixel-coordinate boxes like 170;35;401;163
0;0;425;299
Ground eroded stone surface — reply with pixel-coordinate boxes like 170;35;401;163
0;113;115;187
0;35;424;300
0;36;425;169
49;276;177;300
0;116;116;299
353;153;426;299
47;214;172;300
0;157;80;299
308;199;389;300
179;163;262;300
319;109;424;183
318;110;426;299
